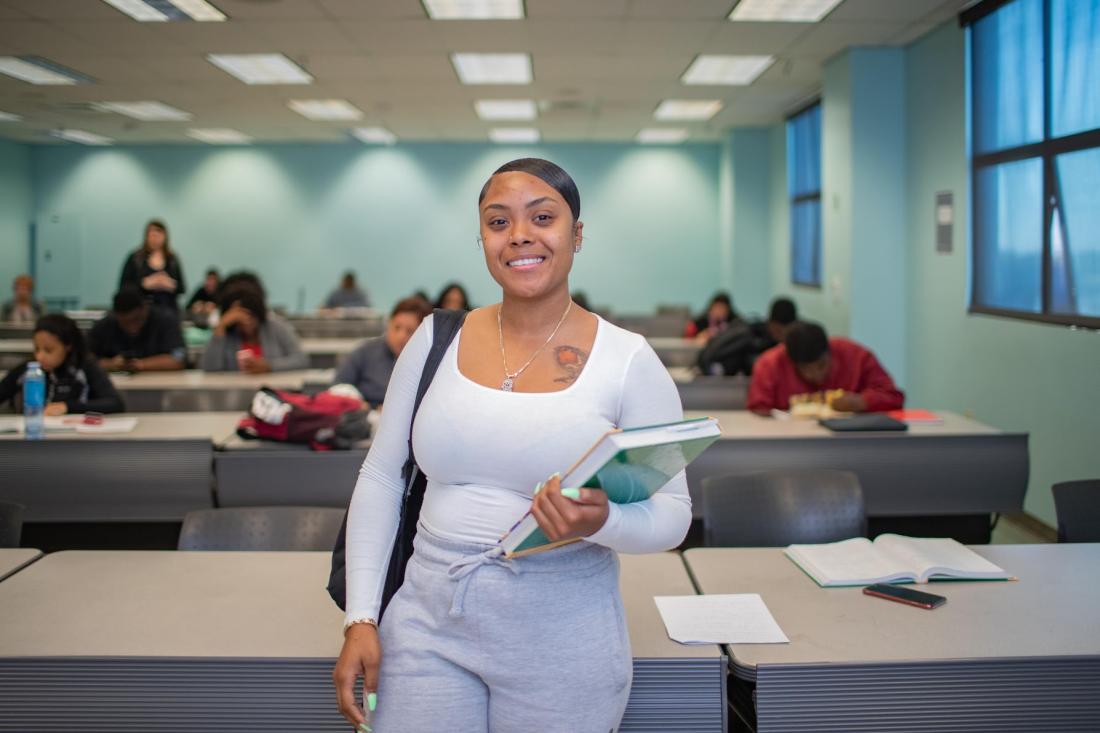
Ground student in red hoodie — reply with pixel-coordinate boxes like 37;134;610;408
748;321;904;414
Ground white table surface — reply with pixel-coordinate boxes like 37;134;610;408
110;368;334;390
0;412;241;441
0;338;31;353
685;409;1001;438
0;548;42;582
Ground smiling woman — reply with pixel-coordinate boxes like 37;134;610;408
334;158;692;733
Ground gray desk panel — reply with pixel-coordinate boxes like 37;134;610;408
0;439;214;521
214;450;367;507
112;370;334;412
677;376;748;410
0;549;42;582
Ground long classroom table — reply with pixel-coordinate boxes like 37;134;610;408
0;548;42;582
684;409;1029;542
683;544;1100;733
111;369;334;412
0;412;240;521
0;551;726;732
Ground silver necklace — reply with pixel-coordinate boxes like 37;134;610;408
497;300;572;391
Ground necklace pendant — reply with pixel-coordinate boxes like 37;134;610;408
501;377;514;392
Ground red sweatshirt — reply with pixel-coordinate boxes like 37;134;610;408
747;337;904;413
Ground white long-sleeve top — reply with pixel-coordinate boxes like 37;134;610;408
344;313;692;623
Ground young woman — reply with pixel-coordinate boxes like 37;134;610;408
199;284;307;373
0;314;124;415
334;159;691;732
433;282;472;311
118;219;186;311
684;291;736;343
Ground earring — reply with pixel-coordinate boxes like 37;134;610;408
574;246;581;253
475;236;483;250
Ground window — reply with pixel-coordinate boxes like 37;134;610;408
787;102;822;287
967;0;1100;326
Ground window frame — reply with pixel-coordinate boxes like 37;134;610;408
787;99;823;289
966;0;1100;329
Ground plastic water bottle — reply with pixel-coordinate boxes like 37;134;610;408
23;361;45;440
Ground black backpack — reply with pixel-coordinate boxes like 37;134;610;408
696;318;757;376
326;309;468;613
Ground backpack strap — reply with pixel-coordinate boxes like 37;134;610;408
402;308;467;479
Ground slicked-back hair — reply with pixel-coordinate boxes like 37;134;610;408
478;158;581;221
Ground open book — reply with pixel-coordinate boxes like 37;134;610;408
499;417;721;557
784;534;1010;586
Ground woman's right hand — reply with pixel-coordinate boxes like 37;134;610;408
333;623;381;730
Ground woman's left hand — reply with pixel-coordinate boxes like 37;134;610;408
530;474;609;542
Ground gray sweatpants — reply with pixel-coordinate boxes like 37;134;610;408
372;523;633;733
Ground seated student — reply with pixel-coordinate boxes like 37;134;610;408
2;274;45;324
434;282;471;311
201;284;307;373
747;321;904;414
89;286;186;372
323;271;371;309
0;314;124;415
186;268;220;317
332;296;433;407
684;291;735;343
757;297;798;350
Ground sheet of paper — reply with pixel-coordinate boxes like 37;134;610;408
654;593;789;645
74;417;139;434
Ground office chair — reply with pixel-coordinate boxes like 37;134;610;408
178;506;346;551
702;469;866;547
1052;480;1100;543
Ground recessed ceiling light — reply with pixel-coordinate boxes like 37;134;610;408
54;129;113;145
475;99;537;121
187;128;252;144
451;53;532;84
0;56;91;85
0;111;22;122
288;99;363;121
681;55;776;85
728;0;843;23
100;0;226;22
93;101;192;121
352;127;398;145
424;0;523;19
207;54;312;85
654;100;723;121
636;128;689;144
489;127;540;143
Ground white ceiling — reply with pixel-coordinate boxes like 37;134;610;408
0;0;971;145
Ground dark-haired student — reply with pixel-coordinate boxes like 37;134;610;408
684;291;735;343
119;219;186;312
434;282;472;311
747;321;904;414
200;285;307;373
332;297;433;407
0;314;124;415
186;269;220;316
89;286;186;372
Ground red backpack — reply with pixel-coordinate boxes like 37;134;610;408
237;388;369;451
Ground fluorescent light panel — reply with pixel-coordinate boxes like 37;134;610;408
0;111;21;122
654;99;723;121
54;129;113;145
728;0;843;23
475;99;536;120
187;128;252;144
681;55;775;85
424;0;523;19
352;127;397;145
207;54;312;85
0;56;90;85
288;99;363;121
636;128;689;144
489;127;539;143
101;0;226;22
94;101;192;121
451;53;532;84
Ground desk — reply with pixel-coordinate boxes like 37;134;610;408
287;316;383;339
683;410;1028;542
0;338;31;369
683;545;1100;732
301;337;364;368
648;336;701;367
0;413;239;521
0;548;42;582
0;550;726;732
0;323;33;339
677;375;748;410
111;369;334;412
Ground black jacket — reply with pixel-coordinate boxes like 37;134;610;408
0;358;125;414
119;249;186;311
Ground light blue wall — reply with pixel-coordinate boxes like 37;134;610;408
29;142;723;313
904;22;1100;526
727;128;773;318
0;138;33;284
815;54;854;337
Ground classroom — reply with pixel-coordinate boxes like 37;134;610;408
0;1;1098;731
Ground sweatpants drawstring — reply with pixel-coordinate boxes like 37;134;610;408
446;546;519;617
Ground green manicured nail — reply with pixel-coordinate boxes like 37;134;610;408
367;692;377;712
561;487;581;500
358;723;372;733
533;481;544;495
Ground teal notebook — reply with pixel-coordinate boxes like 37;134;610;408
499;417;721;557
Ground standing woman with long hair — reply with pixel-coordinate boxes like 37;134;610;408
334;158;691;732
119;219;186;312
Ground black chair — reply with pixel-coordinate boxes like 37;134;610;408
178;506;346;551
0;501;24;548
702;469;866;547
1052;480;1100;542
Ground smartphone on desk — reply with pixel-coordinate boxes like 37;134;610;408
863;583;946;609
